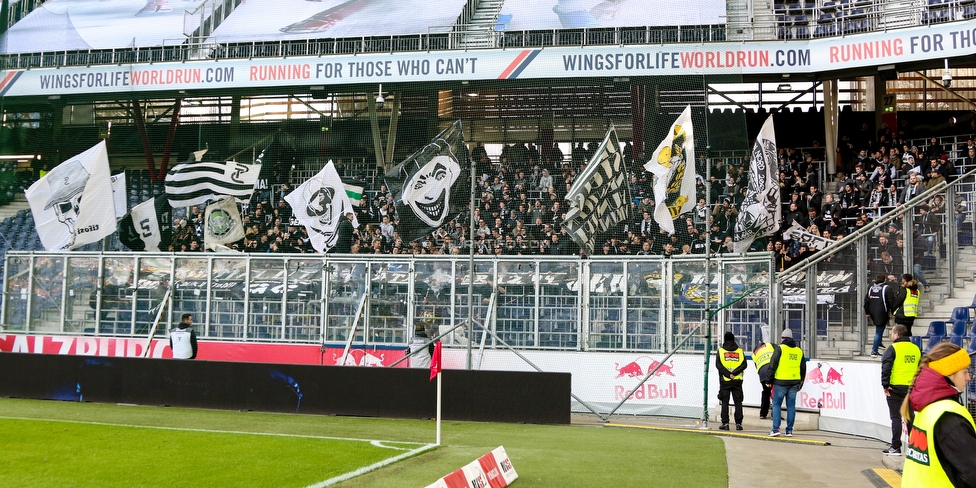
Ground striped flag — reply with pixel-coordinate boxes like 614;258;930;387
733;115;780;253
344;180;364;207
164;159;262;208
645;106;696;235
562;126;631;255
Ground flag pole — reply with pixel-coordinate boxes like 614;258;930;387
436;370;442;445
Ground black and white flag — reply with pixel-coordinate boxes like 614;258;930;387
562;126;632;255
384;121;468;243
118;197;172;252
25;140;118;250
733;116;780;253
204;197;245;250
164;159;262;208
285;160;359;252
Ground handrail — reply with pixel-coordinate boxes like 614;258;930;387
774;166;976;284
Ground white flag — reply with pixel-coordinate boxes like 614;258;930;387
645;106;696;235
204;197;245;250
111;172;127;219
122;197;170;252
562;126;631;255
733;116;780;253
26;140;118;251
285;160;359;253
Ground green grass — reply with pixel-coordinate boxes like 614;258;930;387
0;398;728;487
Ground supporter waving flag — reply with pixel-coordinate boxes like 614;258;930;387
563;125;631;255
204;197;246;250
384;121;468;243
733;115;780;253
645;105;696;235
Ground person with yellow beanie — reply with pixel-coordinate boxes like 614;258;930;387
901;343;975;487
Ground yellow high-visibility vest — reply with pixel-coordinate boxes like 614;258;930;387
889;341;921;387
773;344;802;381
753;343;774;371
719;347;745;381
903;399;976;488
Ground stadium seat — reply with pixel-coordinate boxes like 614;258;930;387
817;319;827;337
909;335;924;350
927;320;947;337
925;335;945;353
968;336;976;355
949;336;964;348
952;307;971;324
949;320;968;337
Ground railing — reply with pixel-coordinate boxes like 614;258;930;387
0;0;969;71
0;252;772;355
774;166;976;358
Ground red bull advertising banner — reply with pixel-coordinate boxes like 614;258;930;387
0;334;406;367
426;446;518;488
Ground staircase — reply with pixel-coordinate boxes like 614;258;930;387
456;0;505;49
917;249;976;323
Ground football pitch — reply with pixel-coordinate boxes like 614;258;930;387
0;398;728;487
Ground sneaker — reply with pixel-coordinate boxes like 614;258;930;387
719;424;730;431
879;344;886;350
882;447;902;455
785;432;793;437
736;424;744;431
768;430;780;437
870;353;882;358
759;415;767;420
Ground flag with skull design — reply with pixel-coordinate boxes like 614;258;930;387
285;160;360;252
384;121;469;243
26;140;118;251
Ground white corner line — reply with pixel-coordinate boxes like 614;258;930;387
306;443;439;488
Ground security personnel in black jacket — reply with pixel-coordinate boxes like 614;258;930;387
715;332;748;431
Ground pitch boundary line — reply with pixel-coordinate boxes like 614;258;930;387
605;422;832;445
306;443;439;488
0;415;428;448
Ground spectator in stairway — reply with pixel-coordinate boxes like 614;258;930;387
805;183;823;212
867;183;887;218
926;165;947;190
865;273;896;357
833;171;853;195
954;194;968;231
911;238;932;292
916;204;939;256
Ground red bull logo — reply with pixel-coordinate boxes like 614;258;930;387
612;356;679;402
806;362;845;389
331;349;387;367
802;362;847;409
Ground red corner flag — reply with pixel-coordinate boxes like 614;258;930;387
430;341;442;381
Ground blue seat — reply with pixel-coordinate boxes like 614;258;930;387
909;335;924;350
817;319;828;337
968;336;976;355
927;321;947;336
925;335;945;353
952;307;970;323
950;320;968;337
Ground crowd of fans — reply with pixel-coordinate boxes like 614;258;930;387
154;126;976;264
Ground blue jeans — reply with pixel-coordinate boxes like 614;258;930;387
771;383;799;433
912;264;929;287
871;324;886;355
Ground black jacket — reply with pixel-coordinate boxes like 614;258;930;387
863;282;894;326
715;340;748;383
767;338;806;387
934;403;976;487
880;336;915;390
